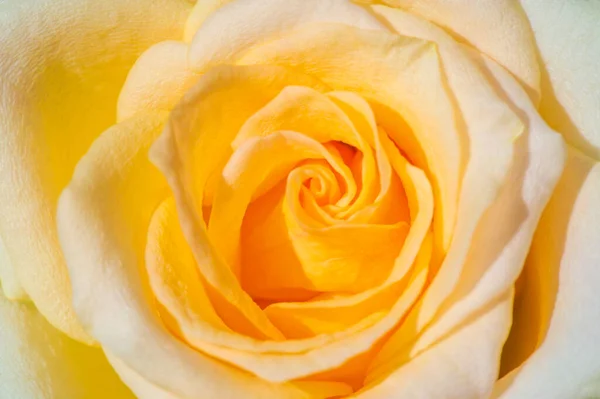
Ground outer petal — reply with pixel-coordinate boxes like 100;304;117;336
519;0;600;159
183;0;235;42
355;291;513;399
360;0;540;99
494;150;600;399
188;0;385;71
0;0;191;342
0;288;133;399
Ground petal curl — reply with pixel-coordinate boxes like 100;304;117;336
355;291;513;399
361;0;540;99
0;237;25;300
117;40;200;122
188;0;384;72
0;289;133;399
183;0;234;42
0;0;191;342
494;151;600;399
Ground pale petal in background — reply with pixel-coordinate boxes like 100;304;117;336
0;0;191;342
496;1;600;397
0;287;133;399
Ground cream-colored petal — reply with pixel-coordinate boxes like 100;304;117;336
183;0;235;42
361;0;540;99
0;0;191;342
149;62;438;382
57;113;322;399
0;289;133;399
108;352;354;399
367;9;564;378
146;197;229;334
0;236;26;300
494;150;600;399
106;354;182;399
188;0;384;71
355;290;513;399
519;0;600;160
174;256;429;383
117;40;199;122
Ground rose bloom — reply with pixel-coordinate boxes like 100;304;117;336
1;0;599;398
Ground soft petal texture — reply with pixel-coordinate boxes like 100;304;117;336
366;7;564;381
106;354;181;399
188;0;385;72
0;0;191;341
183;0;235;42
355;291;513;399
0;287;133;399
146;197;230;334
360;0;540;99
519;0;600;159
0;236;25;300
58;113;346;399
494;150;600;399
117;40;200;122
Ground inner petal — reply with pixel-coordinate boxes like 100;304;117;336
208;130;354;277
233;85;377;211
281;170;410;293
258;128;435;337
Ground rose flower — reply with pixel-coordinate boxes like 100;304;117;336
0;1;599;398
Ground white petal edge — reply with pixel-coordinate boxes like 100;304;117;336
494;150;600;399
188;0;385;71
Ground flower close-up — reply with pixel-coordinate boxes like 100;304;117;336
1;0;599;398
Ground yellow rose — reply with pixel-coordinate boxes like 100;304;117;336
0;0;598;398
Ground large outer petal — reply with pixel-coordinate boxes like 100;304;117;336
359;0;540;99
0;287;133;399
495;150;600;399
188;0;385;72
519;0;600;159
0;0;191;342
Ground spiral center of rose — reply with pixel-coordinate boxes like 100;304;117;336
184;87;411;310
